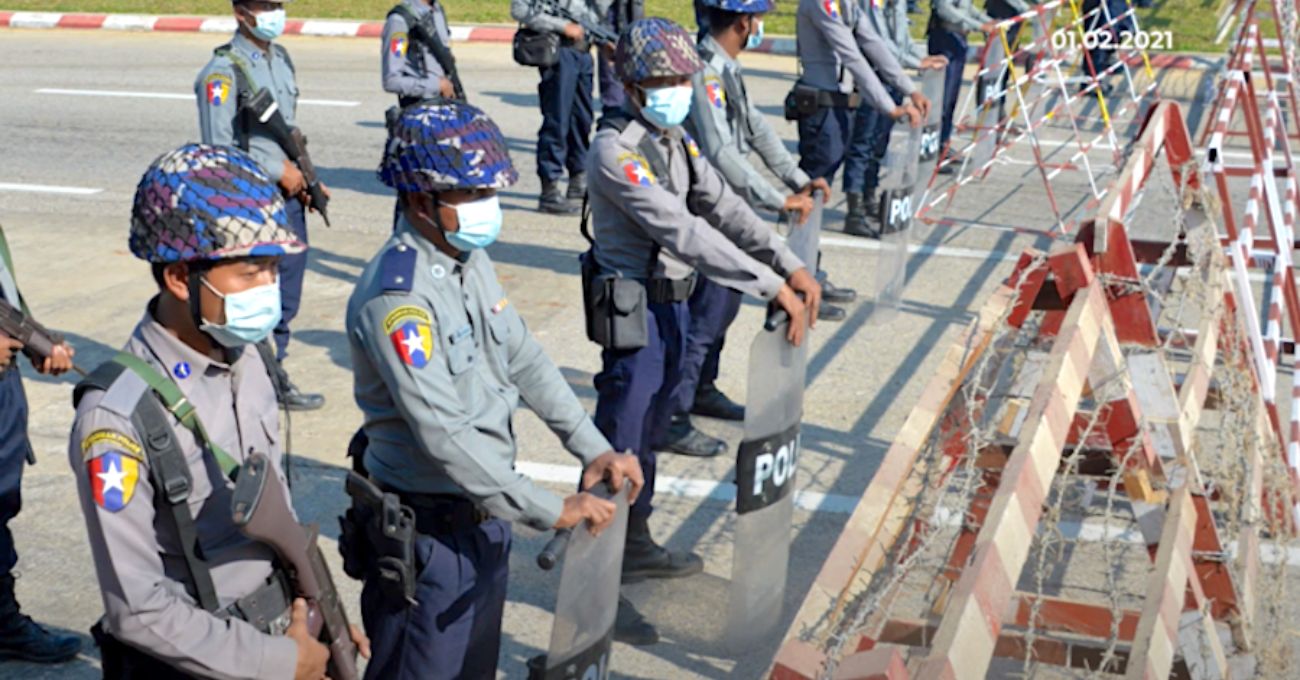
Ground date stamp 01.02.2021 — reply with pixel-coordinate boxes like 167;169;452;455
1051;28;1174;51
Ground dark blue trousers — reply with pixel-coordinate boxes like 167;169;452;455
537;46;595;182
1083;0;1135;77
928;26;968;148
0;368;29;575
360;518;512;680
669;277;742;417
599;7;626;112
797;106;854;184
844;86;903;195
273;197;308;361
593;301;688;518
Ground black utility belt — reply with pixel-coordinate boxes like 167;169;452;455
219;570;293;634
784;84;861;120
646;275;696;304
388;489;493;536
581;248;696;352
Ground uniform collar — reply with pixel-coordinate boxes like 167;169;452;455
136;297;242;380
231;30;272;63
403;0;433;16
395;214;473;273
699;35;739;71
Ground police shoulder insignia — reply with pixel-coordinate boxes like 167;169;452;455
205;72;232;107
384;305;435;369
81;429;144;459
823;0;842;19
86;446;143;513
619;153;657;187
705;77;727;110
683;134;702;158
491;297;509;314
390;32;409;58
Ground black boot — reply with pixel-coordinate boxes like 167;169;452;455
817;271;858;304
0;574;80;663
654;415;725;458
566;172;587;202
843;191;873;237
818;303;847;322
274;362;325;412
622;514;704;583
539;179;577;214
691;383;744;421
613;595;659;646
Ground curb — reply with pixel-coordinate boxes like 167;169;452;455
0;10;1200;68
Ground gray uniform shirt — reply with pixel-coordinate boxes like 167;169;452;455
685;35;812;213
381;0;451;99
796;0;915;115
347;221;611;530
510;0;609;35
886;0;929;68
934;0;992;34
195;32;299;182
68;306;296;680
586;115;805;298
0;251;17;314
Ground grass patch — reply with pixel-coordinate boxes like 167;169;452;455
2;0;1231;53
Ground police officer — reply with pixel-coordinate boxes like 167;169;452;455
0;225;81;664
348;101;646;676
665;0;832;459
929;0;994;169
381;0;458;104
69;144;368;678
844;0;947;234
196;0;327;411
1080;0;1132;96
511;0;612;214
794;0;928;191
589;17;822;632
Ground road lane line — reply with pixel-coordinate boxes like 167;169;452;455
0;182;102;195
819;234;1024;263
35;88;360;107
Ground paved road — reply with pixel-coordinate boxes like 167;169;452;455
0;29;1212;679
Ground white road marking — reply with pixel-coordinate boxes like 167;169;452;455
35;88;360;107
820;234;1023;263
0;182;102;195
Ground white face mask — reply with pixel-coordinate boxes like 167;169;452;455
198;277;282;347
246;7;286;41
640;85;694;129
437;195;503;251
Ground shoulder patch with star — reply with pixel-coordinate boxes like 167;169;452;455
704;76;727;110
683;133;702;158
384;305;435;368
823;0;842;19
204;72;232;106
390;32;409;58
618;152;657;187
85;440;143;513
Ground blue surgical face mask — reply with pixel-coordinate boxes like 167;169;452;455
199;278;282;348
641;85;693;129
746;19;765;50
248;8;286;41
440;195;503;251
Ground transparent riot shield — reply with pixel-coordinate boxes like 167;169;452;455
969;37;1005;176
917;67;947;186
874;116;922;320
529;483;629;680
722;196;818;650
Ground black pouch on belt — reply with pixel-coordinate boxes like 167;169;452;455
342;471;418;607
581;250;649;351
784;84;821;121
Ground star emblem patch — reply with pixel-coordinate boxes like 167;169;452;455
89;451;141;513
383;305;435;369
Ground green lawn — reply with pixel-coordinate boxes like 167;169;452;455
2;0;1232;53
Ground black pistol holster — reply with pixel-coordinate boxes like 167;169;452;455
580;249;649;351
339;430;418;607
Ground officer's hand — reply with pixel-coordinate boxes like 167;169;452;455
909;92;932;121
0;333;21;371
799;177;832;203
280;161;308;199
783;194;815;225
581;451;645;504
787;268;822;331
981;21;998;33
439;77;456;99
563;22;585;42
555;492;617;535
921;55;949;69
34;342;74;376
891;103;923;128
288;599;329;680
349;624;371;660
773;284;809;347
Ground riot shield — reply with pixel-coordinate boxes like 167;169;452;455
968;37;1005;177
874;116;922;319
722;196;818;650
917;67;946;186
529;483;629;680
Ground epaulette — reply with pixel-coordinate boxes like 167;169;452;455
380;243;417;294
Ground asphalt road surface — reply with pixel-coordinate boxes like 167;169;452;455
0;28;1218;679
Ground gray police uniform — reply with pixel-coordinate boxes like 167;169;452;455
882;0;928;68
68;306;296;679
194;31;309;361
381;0;451;104
795;0;915;181
587;114;804;517
929;0;992;146
346;218;612;678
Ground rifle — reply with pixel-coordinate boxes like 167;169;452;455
536;0;618;47
409;11;466;101
243;89;332;227
232;452;359;680
0;297;85;377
